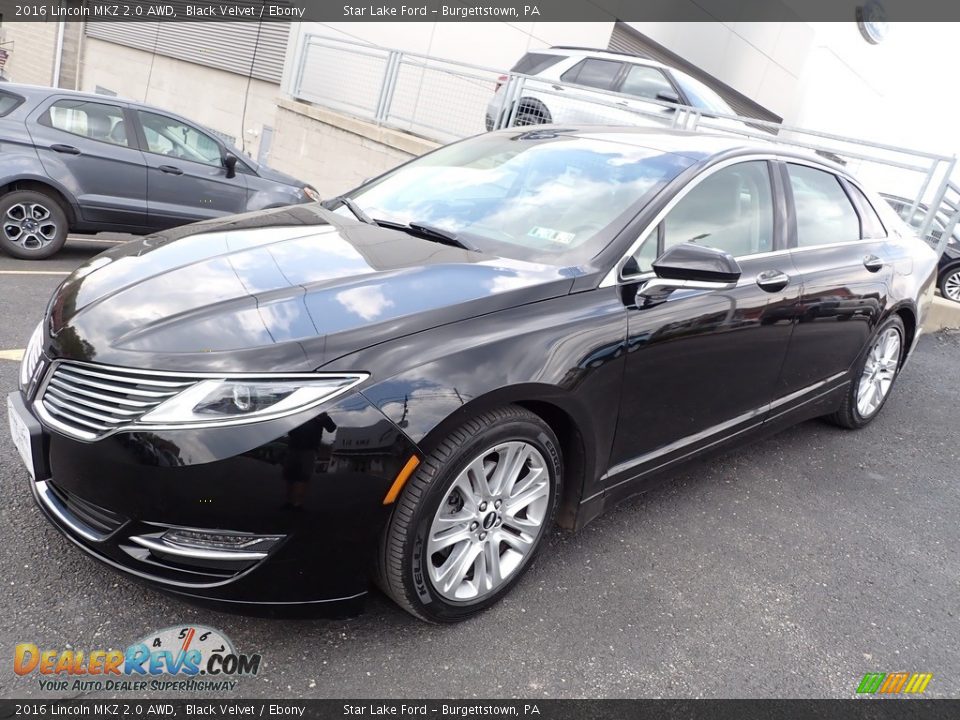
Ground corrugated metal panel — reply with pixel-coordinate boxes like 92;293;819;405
609;22;781;125
86;14;288;84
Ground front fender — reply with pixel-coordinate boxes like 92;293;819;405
323;289;629;508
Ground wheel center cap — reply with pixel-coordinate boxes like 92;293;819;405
23;219;36;230
482;511;498;530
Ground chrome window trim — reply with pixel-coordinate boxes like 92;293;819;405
602;153;886;288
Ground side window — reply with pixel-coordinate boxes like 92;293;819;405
560;58;622;91
510;52;564;76
0;90;24;117
44;100;129;147
619;65;674;100
137;110;222;166
847;184;887;239
786;164;860;247
661;161;774;259
629;227;661;274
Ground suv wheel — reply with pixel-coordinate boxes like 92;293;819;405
0;190;69;259
940;267;960;303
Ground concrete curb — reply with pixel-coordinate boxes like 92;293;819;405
923;296;960;333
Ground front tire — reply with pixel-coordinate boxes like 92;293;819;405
0;190;69;259
828;315;905;429
377;406;562;623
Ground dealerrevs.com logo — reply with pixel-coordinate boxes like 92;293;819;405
14;625;261;693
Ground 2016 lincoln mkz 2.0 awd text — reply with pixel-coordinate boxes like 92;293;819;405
8;127;937;622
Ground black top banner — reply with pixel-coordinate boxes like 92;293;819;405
0;700;959;720
0;0;958;22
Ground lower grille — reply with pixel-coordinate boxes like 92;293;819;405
35;480;128;542
38;361;197;440
46;482;127;536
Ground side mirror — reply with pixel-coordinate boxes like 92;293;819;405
223;153;238;179
656;90;681;105
638;243;741;300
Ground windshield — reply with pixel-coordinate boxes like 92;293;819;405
338;132;695;264
672;72;734;115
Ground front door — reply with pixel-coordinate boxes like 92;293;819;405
27;96;149;229
607;160;800;489
132;109;248;229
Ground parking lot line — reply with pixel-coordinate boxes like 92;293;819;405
0;270;70;276
0;349;24;361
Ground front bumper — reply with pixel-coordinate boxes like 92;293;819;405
11;388;417;608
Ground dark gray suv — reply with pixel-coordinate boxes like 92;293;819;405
0;84;318;259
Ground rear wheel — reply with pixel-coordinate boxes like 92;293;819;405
828;315;905;429
511;100;551;127
940;267;960;303
377;406;562;623
0;190;69;259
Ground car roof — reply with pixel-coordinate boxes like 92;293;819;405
0;82;189;118
536;46;670;70
497;125;847;171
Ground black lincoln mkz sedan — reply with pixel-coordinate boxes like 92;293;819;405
8;127;936;622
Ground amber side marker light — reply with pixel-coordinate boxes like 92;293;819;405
383;456;421;505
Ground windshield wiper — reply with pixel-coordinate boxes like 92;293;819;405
333;196;375;225
374;218;480;252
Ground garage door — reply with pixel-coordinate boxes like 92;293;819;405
608;22;781;126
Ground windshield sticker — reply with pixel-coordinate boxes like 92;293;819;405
528;226;576;245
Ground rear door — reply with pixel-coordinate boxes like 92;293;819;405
27;96;149;229
550;58;629;124
131;109;248;229
776;161;893;399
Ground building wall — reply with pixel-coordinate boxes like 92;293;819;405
271;98;436;196
623;22;816;125
1;22;59;86
79;37;280;160
57;22;84;89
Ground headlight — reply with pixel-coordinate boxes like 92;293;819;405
19;322;43;390
302;186;321;202
139;374;366;427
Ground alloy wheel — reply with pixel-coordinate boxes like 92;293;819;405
856;327;901;418
3;203;59;250
944;270;960;302
426;441;551;602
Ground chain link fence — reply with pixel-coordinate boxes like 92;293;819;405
290;33;960;246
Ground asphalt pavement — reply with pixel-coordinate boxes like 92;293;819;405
1;238;958;699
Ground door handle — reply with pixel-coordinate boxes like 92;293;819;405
158;165;183;175
50;144;80;155
550;84;564;91
756;270;790;292
863;254;884;272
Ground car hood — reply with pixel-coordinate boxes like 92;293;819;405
45;206;576;372
254;163;309;189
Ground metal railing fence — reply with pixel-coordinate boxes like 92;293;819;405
290;34;960;249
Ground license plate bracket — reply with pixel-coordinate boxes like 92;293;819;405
7;392;49;481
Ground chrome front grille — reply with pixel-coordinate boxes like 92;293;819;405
38;362;197;440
